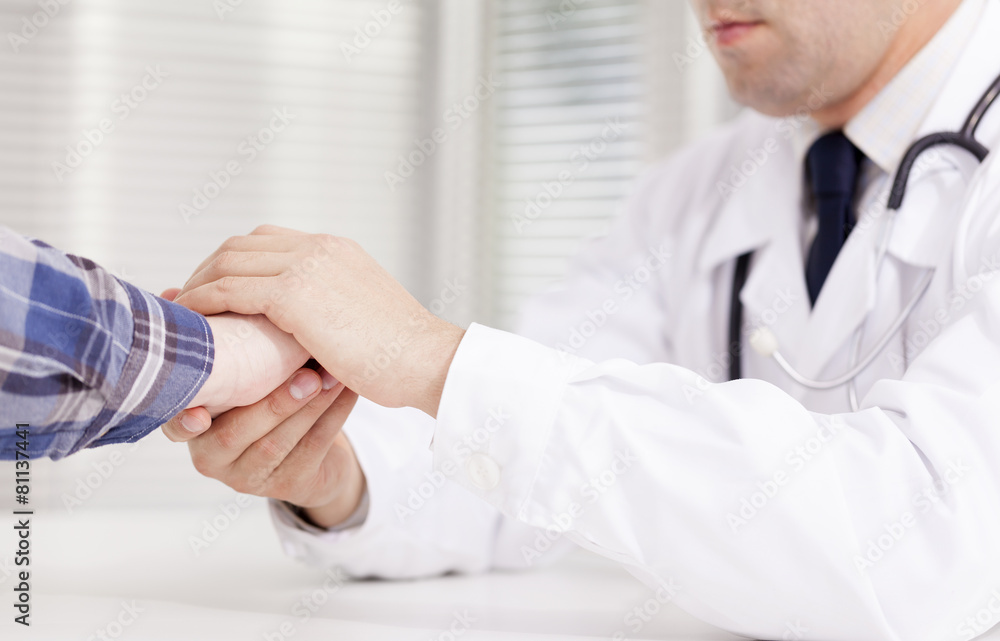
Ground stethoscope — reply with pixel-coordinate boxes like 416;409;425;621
727;71;1000;411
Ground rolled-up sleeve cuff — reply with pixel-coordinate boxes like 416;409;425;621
86;281;214;451
431;323;592;524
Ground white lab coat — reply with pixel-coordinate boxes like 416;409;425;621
272;6;1000;640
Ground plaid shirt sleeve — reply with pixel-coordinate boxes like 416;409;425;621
0;226;214;460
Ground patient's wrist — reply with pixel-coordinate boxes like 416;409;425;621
188;315;232;409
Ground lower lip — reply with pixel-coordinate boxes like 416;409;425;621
713;22;761;47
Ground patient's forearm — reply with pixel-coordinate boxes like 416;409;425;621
0;225;213;460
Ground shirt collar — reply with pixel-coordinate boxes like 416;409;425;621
792;0;986;174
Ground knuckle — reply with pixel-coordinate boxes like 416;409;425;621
298;430;330;458
243;469;271;495
210;426;241;452
267;476;298;500
263;391;291;419
217;275;239;294
189;452;218;479
214;251;237;271
312;233;340;253
258;290;276;318
250;435;288;468
226;476;252;495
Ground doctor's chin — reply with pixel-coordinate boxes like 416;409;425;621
2;1;1000;640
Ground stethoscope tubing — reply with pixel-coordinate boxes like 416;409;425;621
727;70;1000;394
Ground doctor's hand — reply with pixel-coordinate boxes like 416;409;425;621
162;367;367;528
173;225;466;417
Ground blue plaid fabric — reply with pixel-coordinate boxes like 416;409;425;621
0;226;214;460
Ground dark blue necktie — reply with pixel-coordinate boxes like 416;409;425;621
805;131;864;306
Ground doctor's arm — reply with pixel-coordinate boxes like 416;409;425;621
173;182;1000;641
0;226;310;460
163;167;674;578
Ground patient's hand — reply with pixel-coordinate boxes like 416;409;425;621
190;311;310;414
162;369;366;528
159;287;308;414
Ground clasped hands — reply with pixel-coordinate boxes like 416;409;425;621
161;225;466;528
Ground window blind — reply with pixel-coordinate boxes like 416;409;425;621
0;0;431;508
486;0;726;329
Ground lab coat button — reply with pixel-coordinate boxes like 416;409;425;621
466;453;501;490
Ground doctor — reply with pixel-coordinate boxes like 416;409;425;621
166;0;1000;639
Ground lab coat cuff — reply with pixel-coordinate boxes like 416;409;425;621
433;322;592;521
269;490;370;536
268;416;392;563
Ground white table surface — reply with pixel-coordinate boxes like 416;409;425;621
3;502;999;641
0;501;745;641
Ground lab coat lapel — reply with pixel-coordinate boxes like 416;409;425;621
786;2;1000;378
698;129;812;362
886;0;1000;269
788;206;880;378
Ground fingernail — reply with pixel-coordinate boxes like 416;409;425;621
180;413;205;434
290;371;321;400
320;369;339;390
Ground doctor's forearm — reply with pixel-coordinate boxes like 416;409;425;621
300;435;368;529
427;320;1000;640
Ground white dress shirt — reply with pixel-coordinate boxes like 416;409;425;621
272;2;1000;638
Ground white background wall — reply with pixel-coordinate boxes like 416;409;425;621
0;0;734;511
